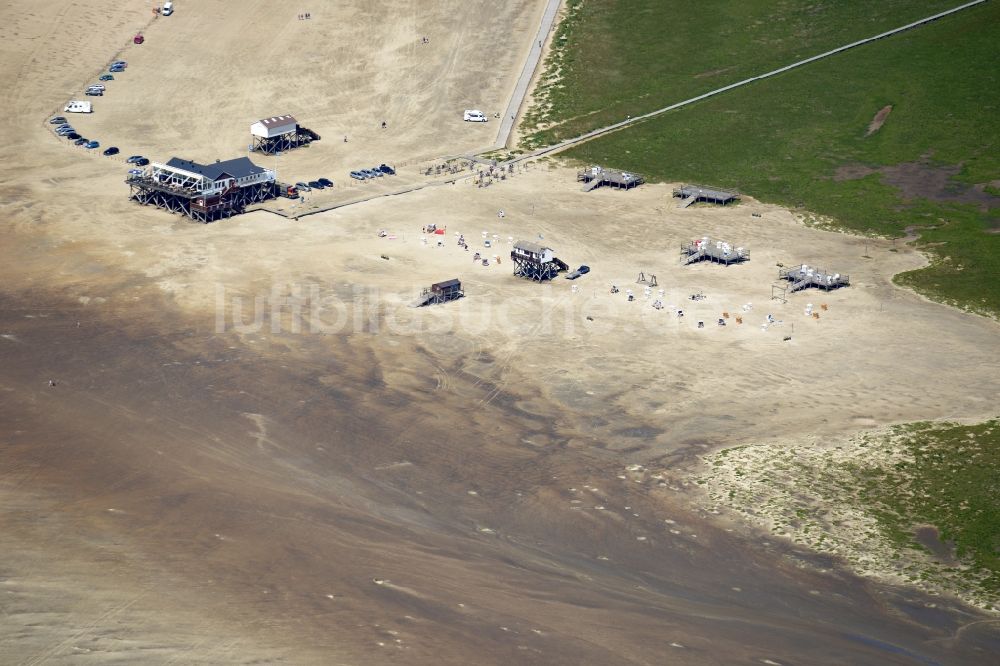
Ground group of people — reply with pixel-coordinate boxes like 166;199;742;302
298;12;312;20
475;162;515;188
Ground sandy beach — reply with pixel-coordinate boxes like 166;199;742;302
2;1;999;663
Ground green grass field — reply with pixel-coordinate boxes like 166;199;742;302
525;0;965;143
526;0;1000;316
852;420;1000;601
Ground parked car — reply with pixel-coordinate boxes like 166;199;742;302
56;127;74;135
135;157;149;166
463;109;487;122
74;138;88;146
349;171;366;180
125;155;144;164
377;164;395;175
564;265;591;280
128;168;143;176
317;177;334;187
85;89;103;96
99;74;114;81
110;60;127;68
295;181;311;191
308;180;324;189
109;65;125;73
49;116;67;124
65;132;81;140
362;169;381;178
88;84;106;91
85;141;100;149
103;146;119;156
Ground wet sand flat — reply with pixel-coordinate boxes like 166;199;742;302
3;281;998;665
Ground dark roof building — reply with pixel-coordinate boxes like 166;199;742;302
431;278;462;293
165;157;267;182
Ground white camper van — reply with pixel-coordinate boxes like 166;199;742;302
463;109;487;122
64;100;93;113
161;2;174;16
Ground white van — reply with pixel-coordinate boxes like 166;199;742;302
161;2;174;16
463;109;487;122
64;101;93;113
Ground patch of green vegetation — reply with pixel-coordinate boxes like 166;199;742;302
893;202;1000;316
527;1;1000;316
848;420;1000;598
525;0;964;144
480;148;525;162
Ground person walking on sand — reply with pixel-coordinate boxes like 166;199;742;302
343;135;348;142
381;120;387;129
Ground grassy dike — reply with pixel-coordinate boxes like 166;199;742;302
523;0;963;142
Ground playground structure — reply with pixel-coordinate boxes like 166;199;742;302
577;165;644;192
681;237;749;266
636;271;658;287
778;264;850;292
411;279;464;307
511;241;568;281
250;114;320;155
673;184;740;208
126;156;277;222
